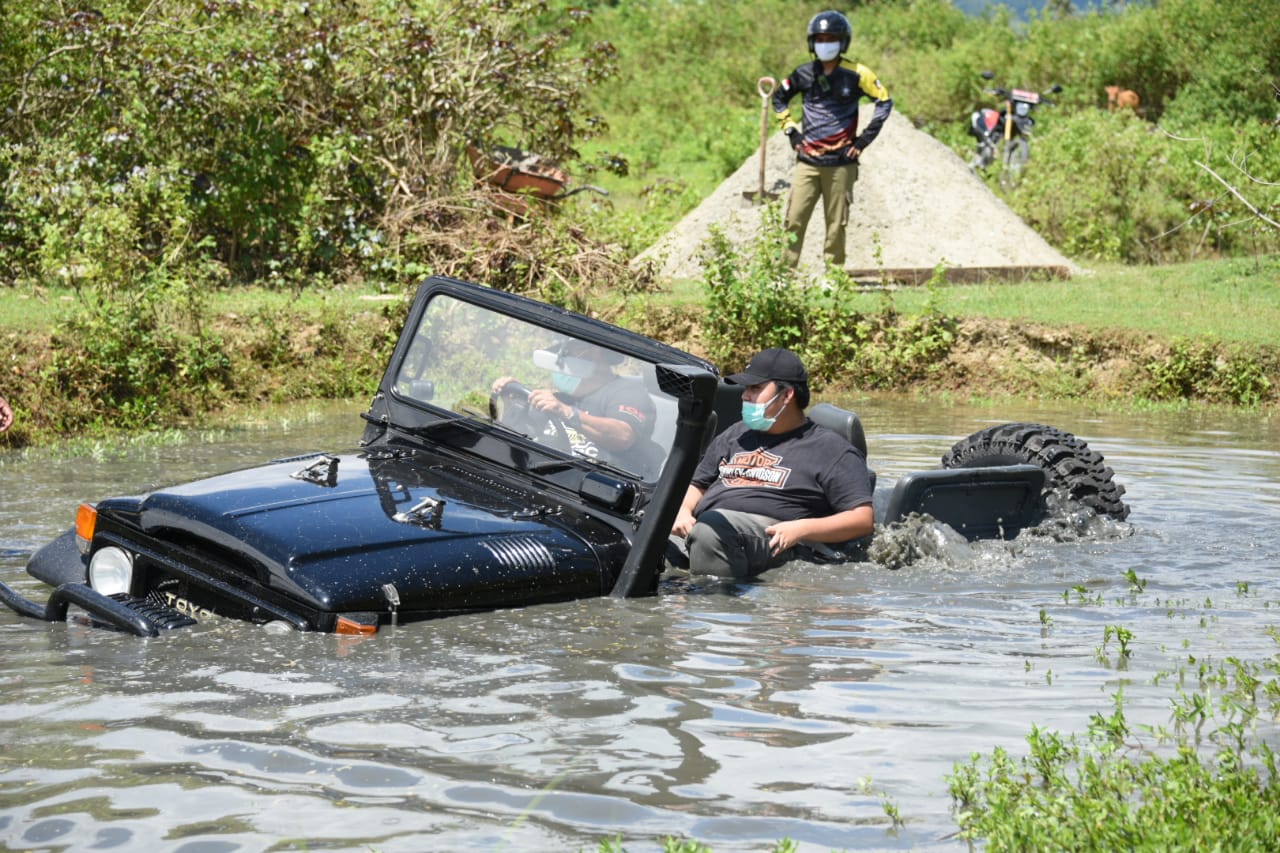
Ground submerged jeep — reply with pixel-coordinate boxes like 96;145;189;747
0;276;1129;637
4;277;723;635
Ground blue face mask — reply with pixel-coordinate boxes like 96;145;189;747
552;372;582;395
742;391;781;431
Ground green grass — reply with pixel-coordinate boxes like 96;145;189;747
8;256;1278;350
604;255;1280;348
0;282;404;331
897;257;1280;346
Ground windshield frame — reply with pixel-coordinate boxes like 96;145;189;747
375;277;717;487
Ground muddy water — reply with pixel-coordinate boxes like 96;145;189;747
2;397;1277;852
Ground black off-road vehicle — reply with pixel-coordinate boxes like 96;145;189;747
0;276;1128;636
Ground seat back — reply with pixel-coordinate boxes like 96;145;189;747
881;464;1046;539
807;402;875;492
807;402;868;457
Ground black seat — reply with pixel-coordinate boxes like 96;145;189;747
808;402;875;492
807;402;867;457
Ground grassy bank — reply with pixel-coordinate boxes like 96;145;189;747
608;256;1280;347
2;254;1277;450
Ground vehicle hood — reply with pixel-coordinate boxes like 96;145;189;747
100;449;615;612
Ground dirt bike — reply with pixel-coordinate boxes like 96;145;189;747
967;70;1062;189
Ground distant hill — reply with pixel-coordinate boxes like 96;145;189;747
952;0;1046;17
952;0;1111;17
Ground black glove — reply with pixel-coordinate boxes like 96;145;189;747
786;127;802;150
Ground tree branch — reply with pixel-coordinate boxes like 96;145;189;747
1194;160;1280;231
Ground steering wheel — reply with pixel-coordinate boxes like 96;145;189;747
490;381;572;453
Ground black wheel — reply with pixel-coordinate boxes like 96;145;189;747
490;381;532;429
941;422;1130;521
1000;136;1029;189
970;141;995;172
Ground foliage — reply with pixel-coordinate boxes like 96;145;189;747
1011;111;1196;262
4;0;1280;439
1;0;643;432
948;646;1280;850
46;261;231;432
698;202;807;367
0;0;621;289
1140;339;1274;407
697;206;956;388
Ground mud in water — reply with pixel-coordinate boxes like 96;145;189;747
867;495;1134;572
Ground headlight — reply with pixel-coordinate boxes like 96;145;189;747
88;547;134;596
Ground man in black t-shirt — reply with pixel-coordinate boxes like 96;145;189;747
670;348;874;578
493;339;658;476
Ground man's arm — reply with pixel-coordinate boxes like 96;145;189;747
772;64;808;134
764;504;874;556
573;407;636;450
527;389;639;450
671;484;706;538
852;62;892;152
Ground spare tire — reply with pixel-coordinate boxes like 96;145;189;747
941;423;1130;521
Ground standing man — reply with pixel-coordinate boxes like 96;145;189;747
772;10;893;268
670;348;874;578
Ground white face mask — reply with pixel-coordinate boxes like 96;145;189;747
814;41;841;62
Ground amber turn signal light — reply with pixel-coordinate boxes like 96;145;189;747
335;616;378;636
75;503;98;546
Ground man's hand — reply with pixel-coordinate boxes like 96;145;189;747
671;507;697;539
764;519;807;556
786;127;803;150
528;388;573;421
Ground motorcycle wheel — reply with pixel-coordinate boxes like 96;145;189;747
1000;137;1030;190
970;141;995;172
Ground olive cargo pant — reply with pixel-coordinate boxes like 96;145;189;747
783;159;859;268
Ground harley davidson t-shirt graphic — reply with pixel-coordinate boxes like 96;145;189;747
718;448;792;488
692;420;873;521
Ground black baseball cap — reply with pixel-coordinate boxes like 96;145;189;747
726;348;809;387
728;348;810;409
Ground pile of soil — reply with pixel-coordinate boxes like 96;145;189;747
635;108;1080;282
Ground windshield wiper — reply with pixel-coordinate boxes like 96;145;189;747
398;414;475;437
529;454;638;480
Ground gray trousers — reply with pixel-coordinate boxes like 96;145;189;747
680;509;797;579
667;510;868;579
783;159;859;267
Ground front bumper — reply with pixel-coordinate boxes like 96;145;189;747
0;580;196;637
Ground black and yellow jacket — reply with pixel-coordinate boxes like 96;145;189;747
772;59;892;167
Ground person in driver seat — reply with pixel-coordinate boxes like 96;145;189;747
492;339;659;475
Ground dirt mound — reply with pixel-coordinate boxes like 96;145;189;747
635;108;1079;282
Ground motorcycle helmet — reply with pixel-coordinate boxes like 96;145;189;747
806;10;851;55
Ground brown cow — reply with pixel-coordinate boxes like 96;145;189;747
1105;85;1141;113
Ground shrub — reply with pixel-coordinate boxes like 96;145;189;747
1;0;620;288
697;207;956;389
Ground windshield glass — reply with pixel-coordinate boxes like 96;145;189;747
392;294;678;482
